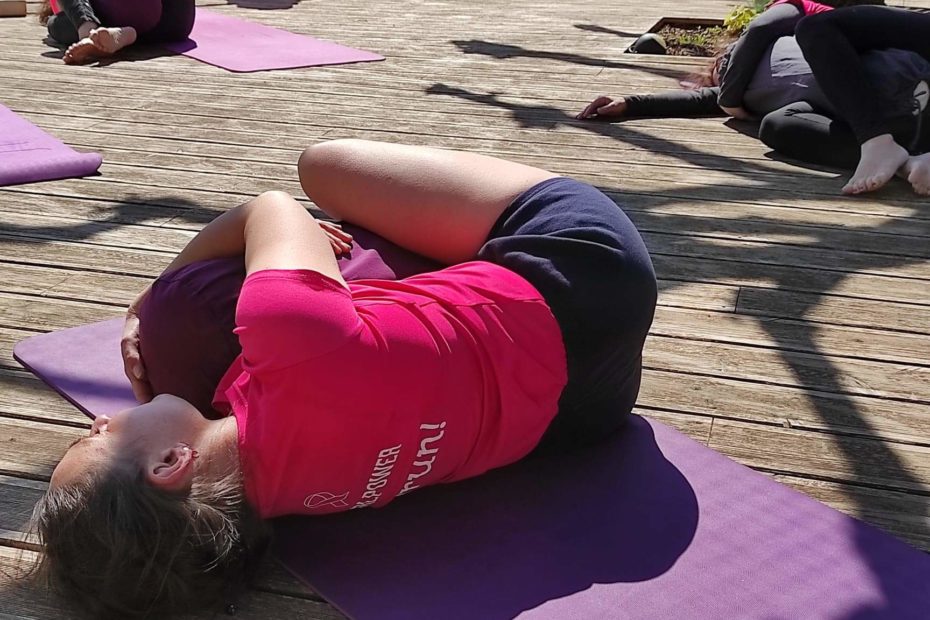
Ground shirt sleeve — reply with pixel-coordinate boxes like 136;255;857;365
234;270;362;374
624;87;724;117
717;3;804;108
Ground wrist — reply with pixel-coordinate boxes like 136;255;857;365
128;284;152;315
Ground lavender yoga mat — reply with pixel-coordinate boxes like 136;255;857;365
0;105;102;186
14;232;930;619
163;9;383;73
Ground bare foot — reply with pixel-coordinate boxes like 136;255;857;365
842;134;910;195
62;26;137;65
63;38;103;65
901;153;930;196
89;26;137;55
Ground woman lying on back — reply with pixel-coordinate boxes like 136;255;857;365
31;139;658;618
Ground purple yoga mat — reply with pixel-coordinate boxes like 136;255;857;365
0;105;102;186
13;233;930;619
163;9;383;73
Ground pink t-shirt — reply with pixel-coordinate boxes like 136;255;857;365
213;261;567;518
768;0;833;14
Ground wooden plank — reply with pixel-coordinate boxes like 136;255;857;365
708;418;930;494
640;369;930;445
0;417;81;480
0;370;90;426
652;306;930;366
0;292;122;332
637;409;713;445
735;287;930;334
644;336;930;403
652;254;930;306
0;262;149;306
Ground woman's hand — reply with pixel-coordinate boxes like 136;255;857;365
721;105;753;121
319;220;354;255
576;96;628;120
121;285;153;403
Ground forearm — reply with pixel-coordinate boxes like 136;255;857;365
718;4;804;108
161;205;249;277
624;88;724;117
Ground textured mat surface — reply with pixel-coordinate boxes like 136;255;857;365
0;104;102;186
164;9;383;72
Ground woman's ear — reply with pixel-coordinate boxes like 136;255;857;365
146;444;196;494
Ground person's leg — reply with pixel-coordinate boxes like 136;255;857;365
138;0;195;43
47;14;80;46
476;179;657;453
63;0;166;64
796;7;930;194
298;139;558;265
55;0;100;39
759;102;861;169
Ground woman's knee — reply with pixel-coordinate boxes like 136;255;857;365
759;110;788;150
795;12;833;50
297;139;370;217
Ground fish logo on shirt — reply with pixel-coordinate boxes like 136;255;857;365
304;491;350;510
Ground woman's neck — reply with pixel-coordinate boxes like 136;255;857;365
193;415;241;483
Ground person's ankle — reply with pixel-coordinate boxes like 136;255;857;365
77;20;98;40
862;133;896;149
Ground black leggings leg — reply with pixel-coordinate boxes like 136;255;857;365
47;0;99;44
47;14;80;45
795;7;930;144
759;103;860;169
760;102;930;169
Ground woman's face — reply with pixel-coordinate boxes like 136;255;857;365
51;394;204;489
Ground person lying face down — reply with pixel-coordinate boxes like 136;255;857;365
32;139;659;618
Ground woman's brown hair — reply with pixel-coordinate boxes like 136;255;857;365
29;463;271;618
38;0;53;25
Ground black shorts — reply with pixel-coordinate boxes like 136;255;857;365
476;178;657;453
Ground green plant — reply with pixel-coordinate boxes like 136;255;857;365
723;0;769;34
670;26;726;50
723;5;757;34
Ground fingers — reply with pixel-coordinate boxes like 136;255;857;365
596;100;626;117
576;96;613;119
321;221;354;243
121;313;153;403
319;221;353;255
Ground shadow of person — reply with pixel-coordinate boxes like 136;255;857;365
574;23;643;38
273;416;699;619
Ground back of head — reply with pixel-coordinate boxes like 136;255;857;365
30;465;270;619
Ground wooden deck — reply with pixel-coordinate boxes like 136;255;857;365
1;0;929;616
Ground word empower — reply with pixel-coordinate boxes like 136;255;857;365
354;421;448;509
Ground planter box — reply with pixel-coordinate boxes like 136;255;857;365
647;17;725;32
0;0;27;17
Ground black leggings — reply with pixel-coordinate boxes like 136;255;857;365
760;101;930;169
47;0;195;46
796;6;930;144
